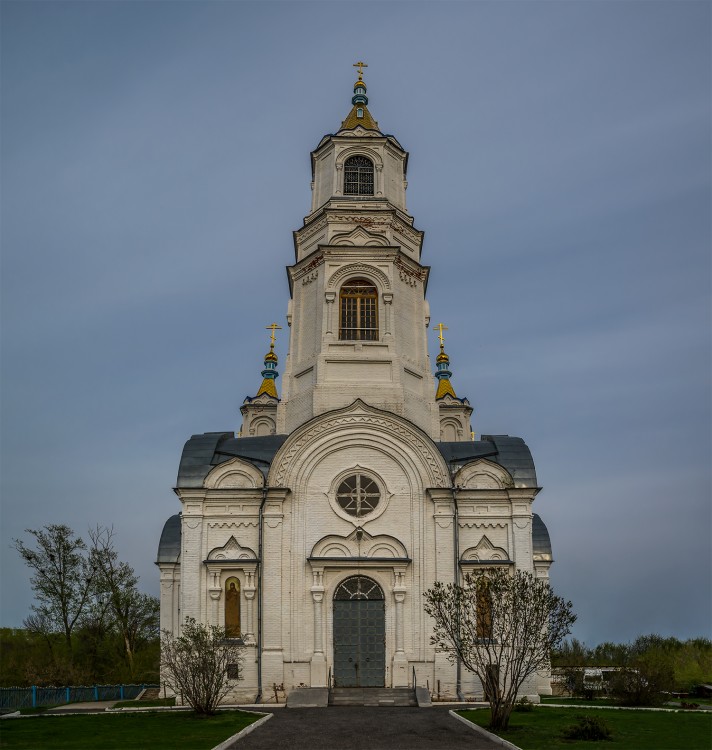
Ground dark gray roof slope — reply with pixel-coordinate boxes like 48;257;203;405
177;433;288;488
532;513;553;558
156;514;181;564
437;435;538;488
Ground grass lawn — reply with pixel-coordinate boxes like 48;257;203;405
459;707;712;750
0;709;261;750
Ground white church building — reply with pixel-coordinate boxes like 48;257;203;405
157;67;554;703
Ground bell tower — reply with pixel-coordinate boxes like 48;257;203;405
276;66;461;440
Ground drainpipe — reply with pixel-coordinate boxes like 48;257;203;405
255;483;267;704
453;486;464;702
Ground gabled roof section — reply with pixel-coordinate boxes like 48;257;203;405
176;433;288;487
437;435;538;488
340;104;380;132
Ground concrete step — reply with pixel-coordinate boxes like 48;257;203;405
329;688;417;707
139;688;160;701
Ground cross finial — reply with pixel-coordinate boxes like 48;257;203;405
353;60;368;80
434;322;448;349
266;322;282;349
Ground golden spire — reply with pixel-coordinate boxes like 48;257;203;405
255;323;282;398
434;323;457;399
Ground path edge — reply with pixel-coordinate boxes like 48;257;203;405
449;709;523;750
211;711;272;750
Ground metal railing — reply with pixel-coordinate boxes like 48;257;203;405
0;683;157;710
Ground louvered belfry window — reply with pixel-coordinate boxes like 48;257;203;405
343;155;374;195
339;279;378;340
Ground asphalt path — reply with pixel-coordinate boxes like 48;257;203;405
229;706;502;750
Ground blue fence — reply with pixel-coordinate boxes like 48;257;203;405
0;683;158;709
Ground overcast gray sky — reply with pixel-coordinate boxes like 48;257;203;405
2;1;710;645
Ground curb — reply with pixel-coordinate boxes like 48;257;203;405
210;712;272;750
540;703;711;714
449;710;523;750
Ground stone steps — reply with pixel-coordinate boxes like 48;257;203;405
329;687;417;707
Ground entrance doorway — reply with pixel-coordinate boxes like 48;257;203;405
332;576;385;687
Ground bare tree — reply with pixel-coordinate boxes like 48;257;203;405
14;525;96;659
161;618;244;715
424;568;576;730
88;526;159;678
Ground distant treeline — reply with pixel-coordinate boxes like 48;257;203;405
0;626;159;687
5;524;159;687
552;634;712;693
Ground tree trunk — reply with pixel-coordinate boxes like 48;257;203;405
489;700;513;731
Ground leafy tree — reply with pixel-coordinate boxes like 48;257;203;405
424;568;576;730
14;525;96;659
161;618;244;715
89;526;159;678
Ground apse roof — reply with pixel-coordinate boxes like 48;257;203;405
156;513;181;564
532;513;553;557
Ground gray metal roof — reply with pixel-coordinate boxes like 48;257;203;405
176;433;288;488
156;514;181;564
177;431;536;489
436;435;538;488
532;513;553;557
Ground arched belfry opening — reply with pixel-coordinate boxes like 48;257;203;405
333;575;385;687
343;155;374;195
339;279;378;341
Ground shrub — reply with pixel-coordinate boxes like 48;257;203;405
514;696;534;712
562;714;613;741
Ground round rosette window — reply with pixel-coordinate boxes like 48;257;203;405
328;467;390;525
336;474;381;518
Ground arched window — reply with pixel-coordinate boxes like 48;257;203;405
344;156;374;196
334;575;384;600
339;279;378;340
225;577;240;638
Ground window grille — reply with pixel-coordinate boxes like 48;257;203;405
334;575;384;600
343;155;374;195
336;474;381;517
339;279;378;341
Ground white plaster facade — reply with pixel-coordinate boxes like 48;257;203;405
157;80;554;704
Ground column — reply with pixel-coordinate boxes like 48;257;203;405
430;489;458;698
382;293;393;339
261;489;286;687
391;568;408;686
207;568;222;626
309;568;327;686
243;568;256;644
324;291;336;338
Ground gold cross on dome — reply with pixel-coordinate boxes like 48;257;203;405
266;322;282;347
434;323;448;348
353;61;368;80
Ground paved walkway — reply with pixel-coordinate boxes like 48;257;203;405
228;706;501;750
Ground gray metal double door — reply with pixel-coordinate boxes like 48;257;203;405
333;599;386;687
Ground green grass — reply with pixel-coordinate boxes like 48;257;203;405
112;697;176;708
0;710;260;749
459;707;712;750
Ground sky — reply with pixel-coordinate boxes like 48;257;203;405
1;1;710;646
